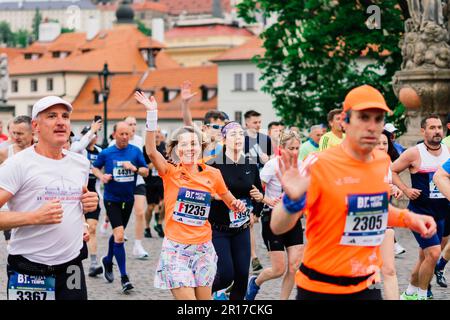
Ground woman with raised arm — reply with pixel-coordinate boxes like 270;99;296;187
135;91;245;300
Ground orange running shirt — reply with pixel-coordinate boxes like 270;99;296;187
296;146;391;294
160;162;229;245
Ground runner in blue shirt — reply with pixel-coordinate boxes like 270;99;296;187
92;121;148;293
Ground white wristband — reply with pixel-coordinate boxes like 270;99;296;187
146;110;158;131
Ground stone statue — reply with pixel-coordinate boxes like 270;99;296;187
0;53;9;104
407;0;445;30
400;0;450;70
393;0;450;146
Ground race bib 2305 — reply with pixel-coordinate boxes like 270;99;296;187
340;192;388;247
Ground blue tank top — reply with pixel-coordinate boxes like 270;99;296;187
408;143;450;219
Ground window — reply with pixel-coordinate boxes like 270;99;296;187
52;51;60;58
47;78;53;91
246;73;255;91
11;80;18;93
162;87;180;102
140;12;145;19
200;85;217;101
30;79;38;92
93;90;103;104
234;111;242;124
234;74;242;91
28;105;33;117
24;53;32;60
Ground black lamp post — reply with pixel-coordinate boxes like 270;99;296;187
98;63;113;149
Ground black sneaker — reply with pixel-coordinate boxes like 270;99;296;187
251;257;263;273
428;284;434;299
154;224;165;238
121;275;134;293
88;265;103;277
101;256;114;283
144;228;152;238
435;268;448;288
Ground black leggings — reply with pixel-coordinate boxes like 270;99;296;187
212;227;251;300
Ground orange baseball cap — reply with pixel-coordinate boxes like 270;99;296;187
343;85;391;113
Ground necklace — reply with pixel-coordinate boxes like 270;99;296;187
424;143;441;151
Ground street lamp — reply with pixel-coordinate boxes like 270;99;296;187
98;63;113;149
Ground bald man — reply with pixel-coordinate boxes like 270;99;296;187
109;116;148;259
92;121;149;294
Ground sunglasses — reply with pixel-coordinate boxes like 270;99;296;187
206;124;223;130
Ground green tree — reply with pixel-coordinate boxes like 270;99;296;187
61;27;75;33
0;22;15;46
14;29;31;48
136;19;152;37
238;0;409;131
32;8;42;41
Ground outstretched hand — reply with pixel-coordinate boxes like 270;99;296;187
275;150;311;201
181;81;197;103
135;91;157;111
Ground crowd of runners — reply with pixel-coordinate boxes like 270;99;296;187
0;81;448;300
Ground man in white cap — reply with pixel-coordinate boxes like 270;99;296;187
0;96;99;300
384;123;406;155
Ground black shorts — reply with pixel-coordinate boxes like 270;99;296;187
84;200;101;221
146;182;164;205
444;214;450;238
134;184;146;196
104;200;134;229
261;208;303;251
7;251;87;300
296;287;382;300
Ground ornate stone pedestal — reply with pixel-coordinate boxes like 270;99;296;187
393;69;450;147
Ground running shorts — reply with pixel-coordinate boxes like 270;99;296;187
154;238;217;289
261;208;303;251
104;200;134;229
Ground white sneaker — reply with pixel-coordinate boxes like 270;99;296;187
395;242;406;256
133;243;149;260
99;222;109;235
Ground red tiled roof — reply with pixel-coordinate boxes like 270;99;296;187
9;25;179;75
212;36;264;62
71;65;217;121
159;0;231;15
165;24;253;38
47;33;87;52
0;47;23;62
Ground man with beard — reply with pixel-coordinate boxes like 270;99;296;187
392;114;450;300
319;109;345;151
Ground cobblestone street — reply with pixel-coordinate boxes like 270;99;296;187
0;213;449;300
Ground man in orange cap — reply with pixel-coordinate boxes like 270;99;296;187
270;85;437;300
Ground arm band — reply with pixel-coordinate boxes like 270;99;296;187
282;193;307;215
146;110;158;132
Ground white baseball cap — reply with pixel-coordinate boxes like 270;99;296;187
384;123;397;133
32;96;73;120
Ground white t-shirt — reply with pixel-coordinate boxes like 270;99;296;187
109;135;145;186
260;157;302;208
0;146;90;265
